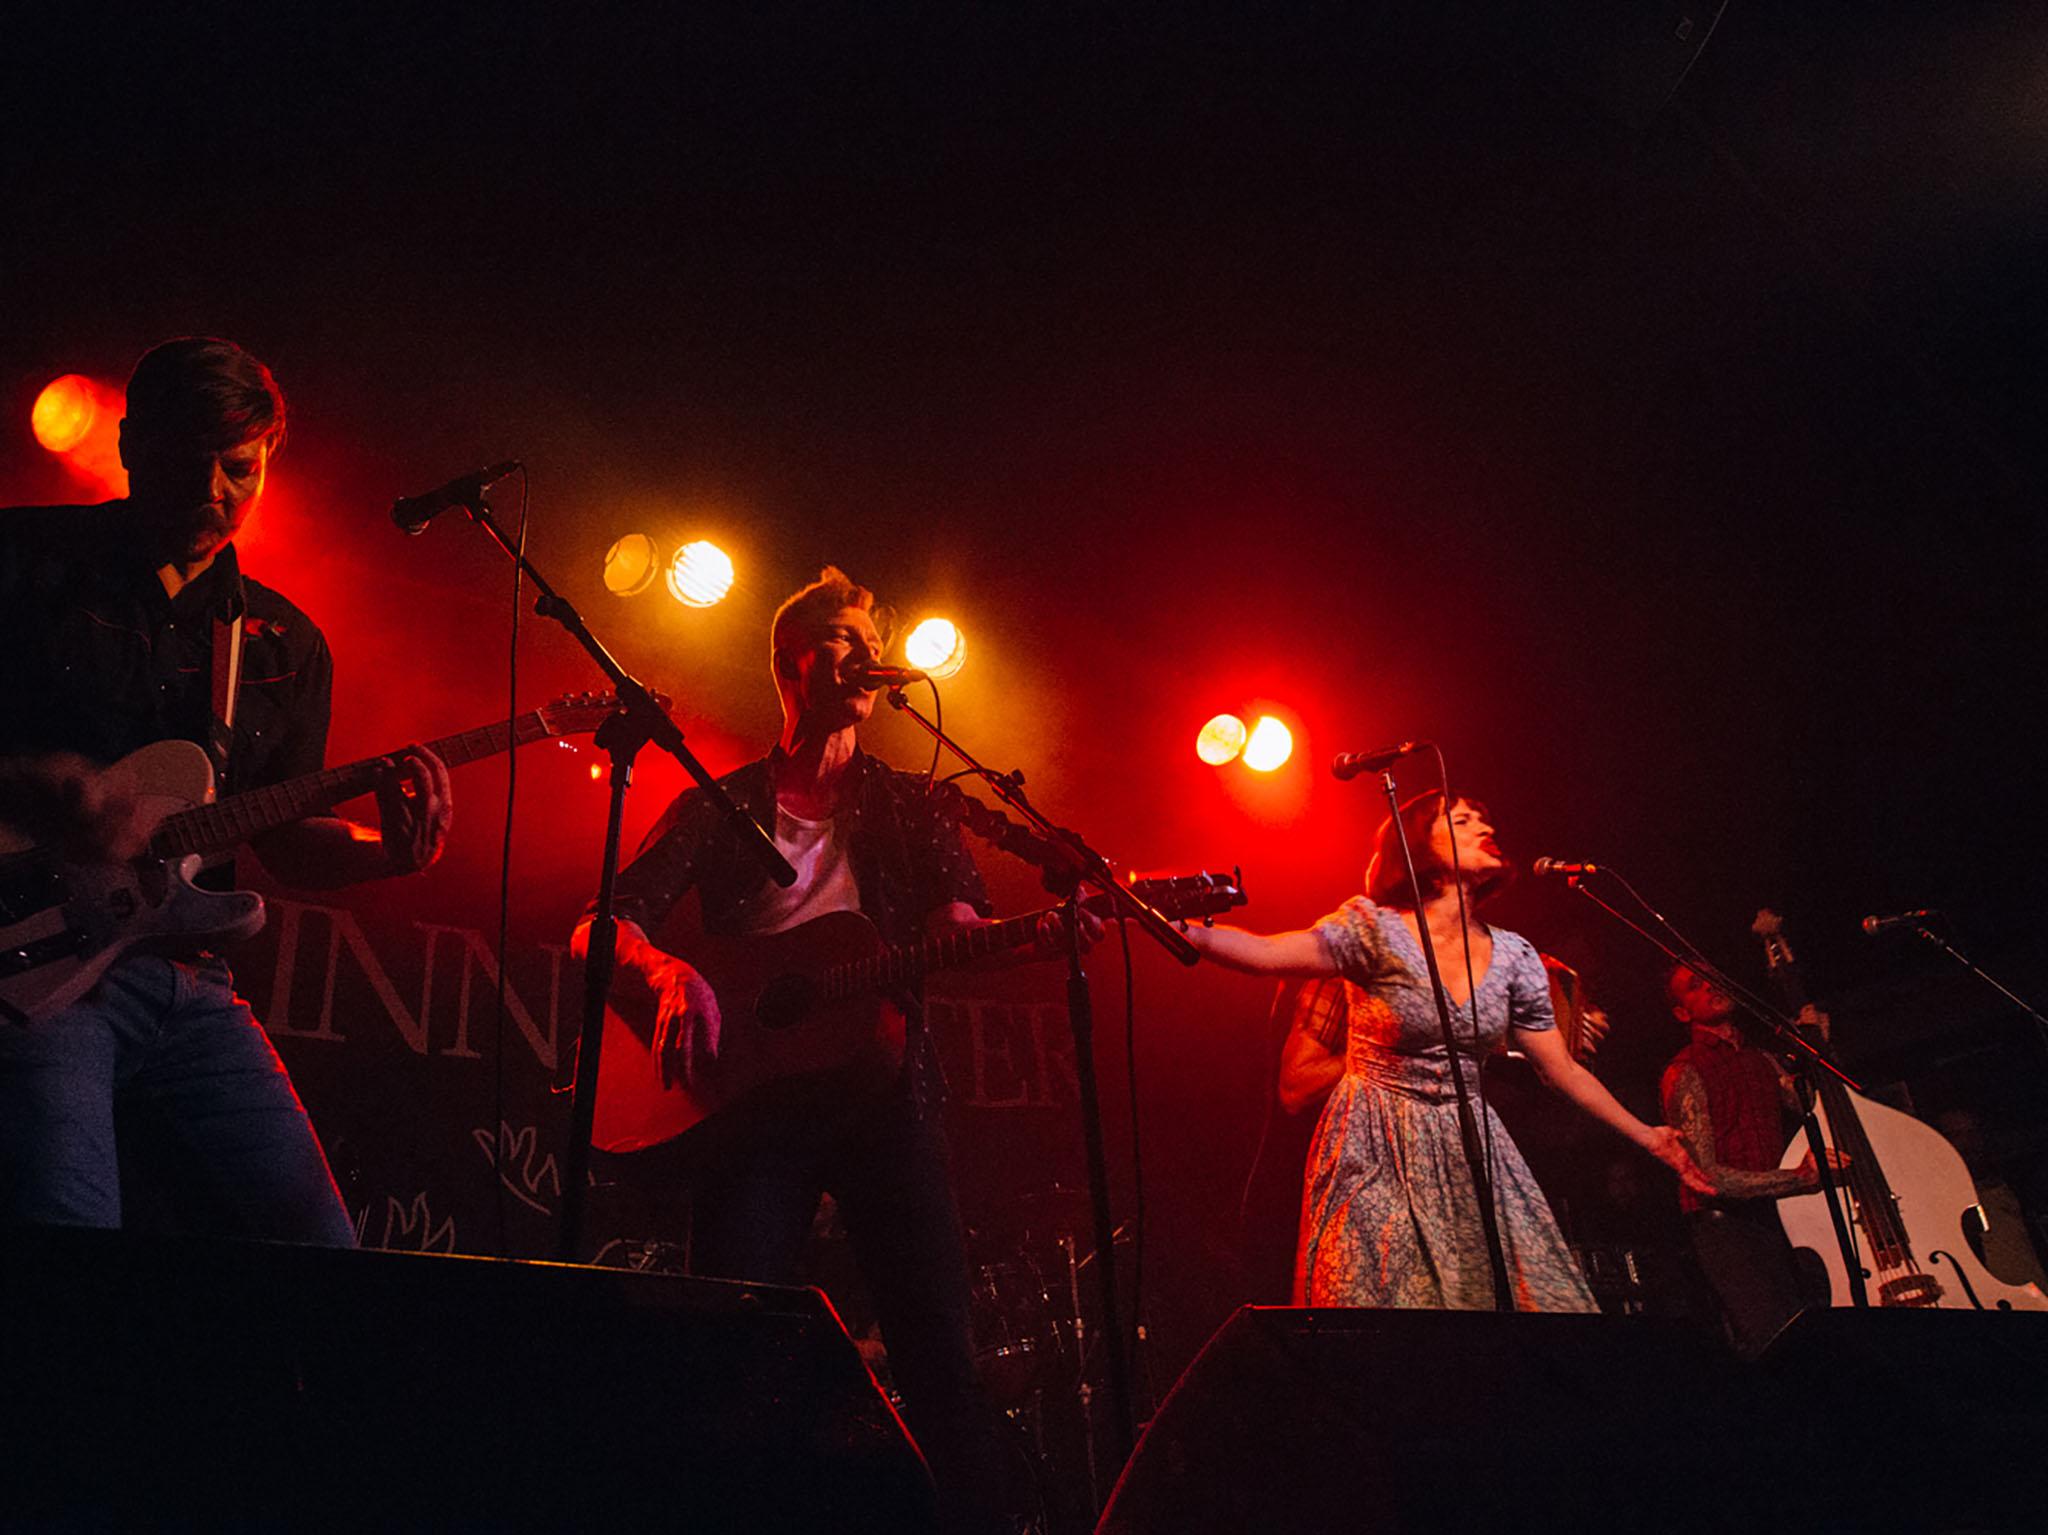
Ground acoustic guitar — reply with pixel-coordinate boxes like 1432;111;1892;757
590;870;1247;1152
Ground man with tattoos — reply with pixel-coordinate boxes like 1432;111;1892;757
1659;964;1843;1354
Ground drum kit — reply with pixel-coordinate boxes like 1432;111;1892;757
962;1185;1149;1529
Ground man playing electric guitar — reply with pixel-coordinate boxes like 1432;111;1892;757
1;337;451;1246
571;565;1096;1534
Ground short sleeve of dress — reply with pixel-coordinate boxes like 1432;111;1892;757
1501;932;1557;1033
1312;896;1389;983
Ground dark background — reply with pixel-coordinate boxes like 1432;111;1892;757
7;0;2046;1385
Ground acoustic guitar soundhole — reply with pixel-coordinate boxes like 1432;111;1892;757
755;974;819;1031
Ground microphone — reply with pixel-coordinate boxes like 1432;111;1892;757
1330;741;1426;781
391;461;522;535
1862;909;1939;935
850;664;928;689
1530;857;1601;877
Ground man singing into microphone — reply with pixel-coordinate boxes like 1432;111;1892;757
1;337;452;1244
572;566;1092;1533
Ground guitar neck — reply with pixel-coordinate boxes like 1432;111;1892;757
152;710;550;859
823;908;1056;1000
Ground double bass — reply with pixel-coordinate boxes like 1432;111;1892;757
1753;910;2047;1312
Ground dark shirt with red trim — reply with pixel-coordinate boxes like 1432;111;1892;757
1;502;332;796
1660;1026;1795;1214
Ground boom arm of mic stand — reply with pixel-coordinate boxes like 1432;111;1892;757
457;496;794;889
882;689;1199;965
1561;875;1858;1092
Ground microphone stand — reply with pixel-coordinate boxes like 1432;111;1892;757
1378;772;1513;1312
881;687;1196;1473
441;495;796;1262
1900;921;2048;1063
1557;873;1866;1305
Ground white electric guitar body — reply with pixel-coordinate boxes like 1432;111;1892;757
0;693;628;1026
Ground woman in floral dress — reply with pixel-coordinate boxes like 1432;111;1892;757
1189;790;1710;1309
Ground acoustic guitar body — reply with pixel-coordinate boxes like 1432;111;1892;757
590;908;907;1154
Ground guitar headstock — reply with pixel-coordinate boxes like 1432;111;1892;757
1125;868;1248;923
534;690;676;740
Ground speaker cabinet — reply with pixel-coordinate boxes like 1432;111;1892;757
1098;1306;1761;1533
1;1226;934;1531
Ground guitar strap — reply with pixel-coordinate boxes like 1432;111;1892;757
208;595;246;791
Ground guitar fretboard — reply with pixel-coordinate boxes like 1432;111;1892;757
820;909;1052;1001
151;710;556;859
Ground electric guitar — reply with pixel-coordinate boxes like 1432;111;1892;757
0;692;632;1026
1755;909;2047;1311
589;870;1248;1152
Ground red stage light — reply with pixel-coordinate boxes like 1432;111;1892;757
1196;713;1248;765
1243;716;1294;772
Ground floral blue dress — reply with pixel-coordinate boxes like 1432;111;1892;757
1297;897;1598;1312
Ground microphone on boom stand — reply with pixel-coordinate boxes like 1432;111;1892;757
1330;740;1427;780
391;461;523;535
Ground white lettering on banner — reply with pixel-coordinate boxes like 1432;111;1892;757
264;900;423;1050
262;899;567;1065
417;924;563;1069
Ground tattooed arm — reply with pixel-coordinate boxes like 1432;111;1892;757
1664;1063;1820;1200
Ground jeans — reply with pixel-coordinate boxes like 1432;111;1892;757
0;953;355;1245
689;1091;1007;1533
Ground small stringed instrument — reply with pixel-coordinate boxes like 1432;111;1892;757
0;692;633;1026
1754;909;2046;1312
590;870;1247;1152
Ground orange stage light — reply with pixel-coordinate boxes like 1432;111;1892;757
1243;715;1294;772
602;533;661;596
667;540;735;607
904;617;966;679
32;375;99;453
1196;713;1248;765
30;374;127;497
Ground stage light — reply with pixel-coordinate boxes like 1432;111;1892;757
602;533;661;596
667;540;735;607
904;617;966;680
32;375;99;454
1196;713;1248;766
1243;715;1294;772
